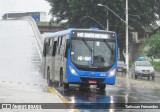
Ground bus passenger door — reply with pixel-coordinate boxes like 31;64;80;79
62;37;70;83
60;36;68;82
54;37;62;81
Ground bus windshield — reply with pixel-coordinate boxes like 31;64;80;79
71;38;116;68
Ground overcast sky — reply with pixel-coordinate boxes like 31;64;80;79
0;0;51;21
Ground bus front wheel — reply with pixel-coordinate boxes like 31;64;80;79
97;84;106;90
64;83;69;89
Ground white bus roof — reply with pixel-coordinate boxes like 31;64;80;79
42;29;116;39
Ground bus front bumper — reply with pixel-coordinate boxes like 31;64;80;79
67;75;116;85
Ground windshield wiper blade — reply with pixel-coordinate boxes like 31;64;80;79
82;38;92;52
104;40;114;54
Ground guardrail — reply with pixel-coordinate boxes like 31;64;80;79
8;16;43;57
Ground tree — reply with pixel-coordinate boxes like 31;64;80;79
46;0;160;60
144;31;160;59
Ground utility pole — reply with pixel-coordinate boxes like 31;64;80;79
97;4;109;31
106;9;109;31
98;1;129;72
125;0;129;72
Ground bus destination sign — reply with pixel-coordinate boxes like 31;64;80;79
73;32;111;39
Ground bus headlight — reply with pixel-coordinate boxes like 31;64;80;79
69;66;78;75
108;69;116;77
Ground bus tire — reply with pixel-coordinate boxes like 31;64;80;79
60;68;63;86
64;83;69;89
152;76;155;80
135;73;137;79
47;68;53;86
98;84;106;90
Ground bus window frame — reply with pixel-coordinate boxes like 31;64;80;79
43;38;48;57
48;39;54;56
45;38;51;56
60;36;66;56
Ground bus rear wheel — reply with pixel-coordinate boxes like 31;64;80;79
47;68;53;86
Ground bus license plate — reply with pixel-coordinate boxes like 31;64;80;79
88;80;97;84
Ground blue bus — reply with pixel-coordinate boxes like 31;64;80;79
42;28;118;90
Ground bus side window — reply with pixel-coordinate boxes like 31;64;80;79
65;39;70;58
56;37;60;54
43;39;47;57
45;39;50;56
58;37;62;54
60;36;66;56
60;36;63;46
52;41;57;56
48;39;54;56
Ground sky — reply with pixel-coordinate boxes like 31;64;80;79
0;0;51;21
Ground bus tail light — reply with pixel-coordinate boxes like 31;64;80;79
69;66;78;75
108;69;116;77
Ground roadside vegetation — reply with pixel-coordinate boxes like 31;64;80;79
144;31;160;71
151;61;160;71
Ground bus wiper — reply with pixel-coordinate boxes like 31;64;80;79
82;38;92;52
82;38;94;66
104;40;115;54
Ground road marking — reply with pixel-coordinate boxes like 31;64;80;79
47;86;69;103
117;76;155;84
116;84;122;87
47;86;79;112
0;80;79;111
47;86;56;94
117;76;159;89
126;85;130;89
144;86;147;89
0;79;159;91
152;86;157;89
0;80;46;87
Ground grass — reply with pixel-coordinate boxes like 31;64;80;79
151;61;160;71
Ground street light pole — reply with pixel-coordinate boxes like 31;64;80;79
97;4;109;31
97;1;129;72
106;9;109;31
125;0;129;72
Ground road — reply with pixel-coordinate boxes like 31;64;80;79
54;71;160;112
